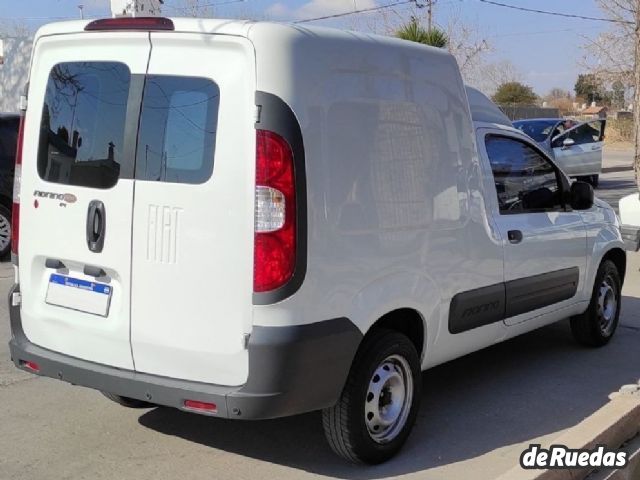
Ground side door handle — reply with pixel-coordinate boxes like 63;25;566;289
507;230;523;244
86;200;106;253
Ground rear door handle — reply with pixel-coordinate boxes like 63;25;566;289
508;230;523;244
86;200;106;253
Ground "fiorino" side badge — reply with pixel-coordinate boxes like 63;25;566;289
33;190;78;208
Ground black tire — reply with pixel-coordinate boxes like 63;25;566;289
101;391;155;409
0;204;12;258
570;259;621;347
590;175;599;188
322;329;421;464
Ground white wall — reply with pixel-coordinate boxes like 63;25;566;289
0;37;32;113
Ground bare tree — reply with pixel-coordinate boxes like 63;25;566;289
161;0;217;17
347;4;492;87
0;20;34;112
580;1;634;87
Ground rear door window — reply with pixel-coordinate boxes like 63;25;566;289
38;62;132;189
135;75;219;184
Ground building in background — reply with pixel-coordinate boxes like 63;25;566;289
0;36;32;113
110;0;163;16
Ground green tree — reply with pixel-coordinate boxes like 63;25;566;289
492;82;538;105
396;17;448;48
574;74;603;104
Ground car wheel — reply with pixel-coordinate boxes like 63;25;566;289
570;259;621;347
322;329;421;464
101;391;156;409
0;204;12;258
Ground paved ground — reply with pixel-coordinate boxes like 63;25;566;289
1;148;640;480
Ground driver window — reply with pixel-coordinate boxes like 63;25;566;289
552;122;601;148
485;135;563;214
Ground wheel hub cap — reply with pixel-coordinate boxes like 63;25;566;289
597;275;617;335
0;214;10;252
365;354;413;444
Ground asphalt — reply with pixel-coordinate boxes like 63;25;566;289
1;147;639;480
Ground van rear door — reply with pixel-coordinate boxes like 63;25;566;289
19;32;150;369
129;33;256;386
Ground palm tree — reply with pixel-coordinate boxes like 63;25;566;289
395;17;448;48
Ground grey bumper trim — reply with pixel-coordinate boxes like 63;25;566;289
8;285;362;420
621;225;640;252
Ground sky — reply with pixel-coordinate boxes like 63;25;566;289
0;0;611;95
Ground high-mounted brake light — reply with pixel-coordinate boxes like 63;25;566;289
11;111;25;260
84;17;174;31
253;130;296;293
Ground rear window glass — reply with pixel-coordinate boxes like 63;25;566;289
135;75;219;184
38;62;131;189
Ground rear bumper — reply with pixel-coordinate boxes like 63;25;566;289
8;285;362;420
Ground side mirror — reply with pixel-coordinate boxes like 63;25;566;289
562;138;575;148
570;181;594;210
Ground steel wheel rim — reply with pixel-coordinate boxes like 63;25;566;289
0;213;11;252
364;354;413;444
597;274;618;336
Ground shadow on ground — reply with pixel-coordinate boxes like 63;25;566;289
138;301;640;479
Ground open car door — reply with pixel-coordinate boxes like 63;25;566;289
551;119;605;183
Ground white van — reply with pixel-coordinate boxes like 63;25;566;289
9;17;626;464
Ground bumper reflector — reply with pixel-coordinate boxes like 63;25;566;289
183;399;217;414
20;360;40;372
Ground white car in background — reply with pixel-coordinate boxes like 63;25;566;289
513;118;606;187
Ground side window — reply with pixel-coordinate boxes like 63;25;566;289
552;122;602;148
485;135;563;214
135;75;219;184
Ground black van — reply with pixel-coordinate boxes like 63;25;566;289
0;113;18;257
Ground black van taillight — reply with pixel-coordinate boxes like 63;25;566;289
253;130;296;292
84;17;174;31
11;113;24;260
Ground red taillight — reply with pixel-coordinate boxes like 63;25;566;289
253;130;296;293
183;399;217;413
20;360;39;373
11;113;24;259
84;17;174;31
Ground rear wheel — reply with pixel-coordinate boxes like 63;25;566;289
322;329;421;464
570;259;621;347
101;392;155;409
0;204;12;258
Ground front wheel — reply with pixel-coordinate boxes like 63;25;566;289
570;259;621;347
322;329;421;464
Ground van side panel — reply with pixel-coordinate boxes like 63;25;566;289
247;25;507;367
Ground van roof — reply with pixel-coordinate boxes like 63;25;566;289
35;17;455;57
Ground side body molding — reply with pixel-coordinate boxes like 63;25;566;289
449;267;579;334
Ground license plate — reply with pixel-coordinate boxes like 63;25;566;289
46;274;112;317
